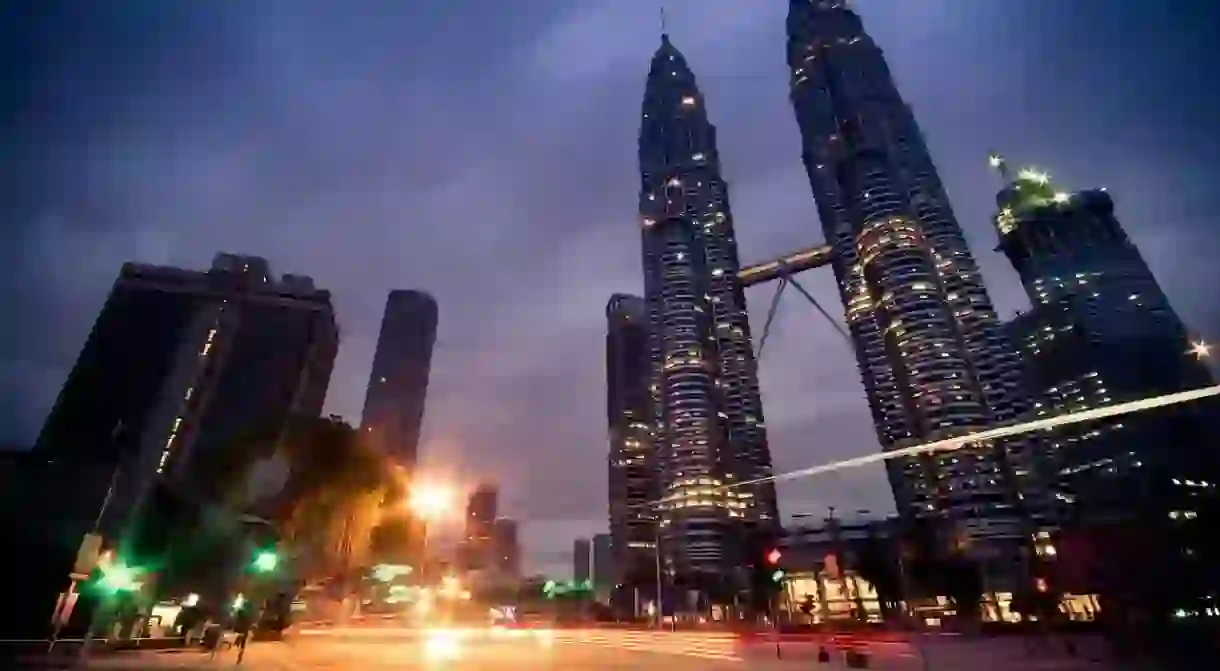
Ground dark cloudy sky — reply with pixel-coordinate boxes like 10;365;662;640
3;1;1218;577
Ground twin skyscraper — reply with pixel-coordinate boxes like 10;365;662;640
607;0;1212;609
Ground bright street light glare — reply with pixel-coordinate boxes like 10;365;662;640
408;483;455;520
254;550;279;572
424;628;464;660
99;564;138;592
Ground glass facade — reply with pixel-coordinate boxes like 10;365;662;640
605;294;658;588
994;163;1219;519
638;34;778;585
785;0;1035;541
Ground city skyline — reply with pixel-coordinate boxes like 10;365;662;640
3;1;1219;577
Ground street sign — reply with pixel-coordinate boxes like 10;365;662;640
72;533;104;576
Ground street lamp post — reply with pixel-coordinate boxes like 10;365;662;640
653;528;664;629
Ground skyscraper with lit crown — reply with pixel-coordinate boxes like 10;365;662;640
991;157;1219;519
785;0;1038;544
638;33;778;591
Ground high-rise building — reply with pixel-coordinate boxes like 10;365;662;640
359;290;438;469
992;159;1220;518
638;33;778;590
605;294;658;589
460;484;498;571
785;1;1035;543
466;484;498;540
592;533;615;594
36;252;338;533
573;537;592;583
491;518;520;580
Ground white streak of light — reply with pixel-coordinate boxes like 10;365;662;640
731;384;1220;489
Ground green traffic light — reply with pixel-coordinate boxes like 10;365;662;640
253;550;278;572
771;569;786;583
99;564;139;593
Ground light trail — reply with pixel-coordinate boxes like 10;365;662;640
629;385;1220;514
726;384;1220;491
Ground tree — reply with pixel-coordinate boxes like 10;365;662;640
853;533;903;618
208;416;394;587
939;551;984;623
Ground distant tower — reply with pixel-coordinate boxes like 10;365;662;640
465;484;498;539
605;294;657;591
592;533;615;594
492;518;521;580
993;159;1219;518
360;290;438;469
785;0;1036;546
573;538;592;583
638;31;778;593
459;484;499;571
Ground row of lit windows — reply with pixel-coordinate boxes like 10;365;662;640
158;325;219;474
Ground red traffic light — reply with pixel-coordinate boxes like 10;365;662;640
766;549;782;565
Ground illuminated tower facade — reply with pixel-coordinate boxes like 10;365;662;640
785;1;1036;542
993;159;1218;518
639;34;778;588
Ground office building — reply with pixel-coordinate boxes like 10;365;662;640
466;484;498;540
359;290;438;469
638;33;779;592
992;159;1220;620
992;159;1219;516
35;253;338;533
492;518;520;580
573;538;592;584
592;533;614;593
785;1;1036;545
605;294;658;589
459;484;498;571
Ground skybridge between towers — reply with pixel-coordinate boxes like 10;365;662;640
736;243;849;358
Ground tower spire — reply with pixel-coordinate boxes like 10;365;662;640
660;5;667;38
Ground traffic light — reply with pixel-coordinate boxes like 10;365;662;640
771;569;786;583
253;549;279;573
765;548;782;566
98;563;139;593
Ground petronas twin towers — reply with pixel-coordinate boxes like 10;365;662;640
633;1;1033;592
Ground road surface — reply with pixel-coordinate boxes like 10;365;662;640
43;626;1114;670
72;628;750;670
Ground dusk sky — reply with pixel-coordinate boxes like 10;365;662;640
3;0;1218;577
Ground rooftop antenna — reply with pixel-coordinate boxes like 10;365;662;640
660;5;667;37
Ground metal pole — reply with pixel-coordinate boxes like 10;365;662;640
785;275;853;346
653;530;663;628
756;277;788;360
895;524;932;671
61;460;124;661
